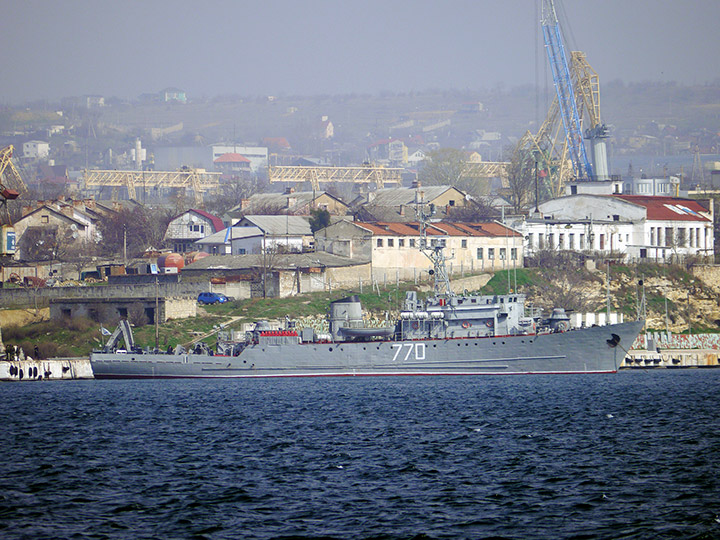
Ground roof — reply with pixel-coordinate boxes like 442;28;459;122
237;215;312;235
195;226;263;245
351;221;521;238
15;204;89;229
169;209;224;233
184;252;364;271
613;195;711;222
364;185;464;207
214;152;250;163
238;191;346;214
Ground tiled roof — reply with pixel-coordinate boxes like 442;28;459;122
613;195;710;222
214;152;250;163
189;209;225;233
353;221;520;238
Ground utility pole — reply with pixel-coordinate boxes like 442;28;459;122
155;275;160;350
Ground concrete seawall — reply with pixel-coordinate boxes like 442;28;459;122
1;357;94;381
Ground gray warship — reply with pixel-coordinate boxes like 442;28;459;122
90;206;643;379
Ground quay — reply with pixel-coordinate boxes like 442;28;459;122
0;357;93;381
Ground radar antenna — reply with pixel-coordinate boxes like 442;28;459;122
415;188;454;297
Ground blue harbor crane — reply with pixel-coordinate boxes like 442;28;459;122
541;0;594;181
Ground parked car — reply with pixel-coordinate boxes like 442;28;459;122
197;292;230;305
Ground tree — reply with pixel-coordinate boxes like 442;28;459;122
97;206;171;257
504;145;538;214
419;148;489;197
309;208;331;232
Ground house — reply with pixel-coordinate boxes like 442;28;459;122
23;141;50;160
315;220;523;281
163;209;225;254
319;116;334;139
366;138;407;165
162;88;187;103
211;145;268;172
517;194;714;262
182;252;370;298
214;153;252;174
227;189;350;218
231;215;313;252
195;226;264;256
353;184;469;223
13;201;100;260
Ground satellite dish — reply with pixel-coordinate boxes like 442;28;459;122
70;224;78;231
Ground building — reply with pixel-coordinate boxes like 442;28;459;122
195;226;264;256
162;88;187;103
315;220;523;281
518;194;714;262
23;141;50;160
232;215;313;252
211;145;268;172
13;201;100;260
182;252;370;298
214;153;252;174
228;189;350;218
163;209;225;253
353;185;469;223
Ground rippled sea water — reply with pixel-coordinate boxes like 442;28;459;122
1;370;719;540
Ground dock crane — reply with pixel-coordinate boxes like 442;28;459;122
0;145;27;256
541;0;594;181
511;1;610;202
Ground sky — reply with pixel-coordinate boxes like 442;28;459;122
1;0;719;104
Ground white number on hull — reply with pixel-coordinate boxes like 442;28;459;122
391;343;426;362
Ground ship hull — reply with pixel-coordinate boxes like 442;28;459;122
90;320;643;379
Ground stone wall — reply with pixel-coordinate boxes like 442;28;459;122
0;281;210;309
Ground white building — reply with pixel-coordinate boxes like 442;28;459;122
518;194;714;262
23;140;50;160
211;145;268;172
163;209;225;253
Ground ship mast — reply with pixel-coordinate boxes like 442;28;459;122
415;186;454;297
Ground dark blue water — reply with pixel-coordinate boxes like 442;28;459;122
1;371;719;540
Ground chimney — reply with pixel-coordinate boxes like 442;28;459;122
399;205;405;216
284;186;295;195
240;198;250;211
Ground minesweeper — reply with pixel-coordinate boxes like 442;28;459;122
91;203;643;378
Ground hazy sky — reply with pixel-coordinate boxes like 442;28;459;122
2;0;719;104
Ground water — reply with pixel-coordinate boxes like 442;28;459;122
1;371;719;540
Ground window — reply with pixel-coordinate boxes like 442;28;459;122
441;239;447;247
409;239;415;248
558;234;565;249
488;248;495;260
237;248;246;255
448;200;455;206
599;234;605;250
511;248;517;260
461;239;467;249
377;239;383;247
579;234;585;249
499;248;506;260
399;239;405;248
650;228;656;245
548;234;555;249
527;233;533;247
41;215;49;224
388;239;394;247
476;248;483;260
568;233;574;249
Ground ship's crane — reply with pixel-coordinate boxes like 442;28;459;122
0;145;27;256
0;145;27;225
541;0;594;181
